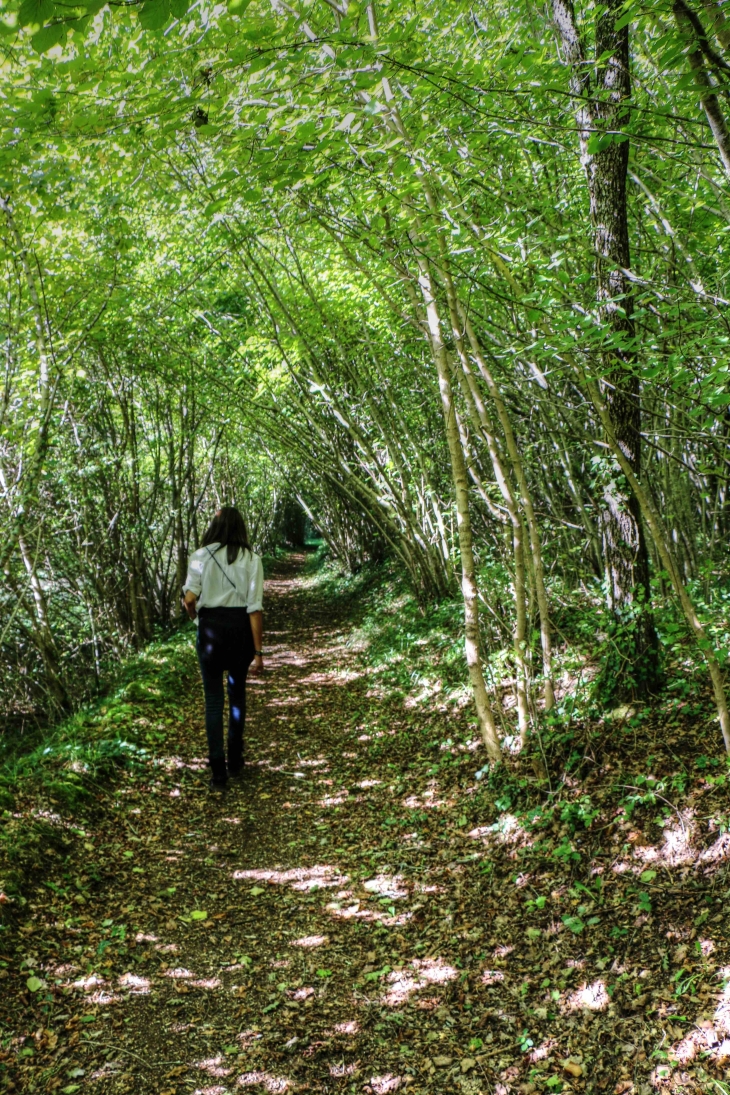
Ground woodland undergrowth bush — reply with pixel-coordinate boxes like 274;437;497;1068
0;631;193;781
337;562;468;705
546;569;730;725
0;630;195;910
324;555;730;861
337;558;722;734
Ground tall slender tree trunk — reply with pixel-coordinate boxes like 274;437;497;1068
455;304;555;711
128;404;153;644
413;247;501;761
673;1;730;179
552;0;660;700
449;310;532;740
0;197;58;574
18;532;70;711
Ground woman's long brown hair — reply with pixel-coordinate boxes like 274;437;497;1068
201;506;251;564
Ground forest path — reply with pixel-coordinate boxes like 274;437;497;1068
8;555;729;1095
14;552;496;1095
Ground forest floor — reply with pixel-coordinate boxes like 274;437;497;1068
3;554;730;1095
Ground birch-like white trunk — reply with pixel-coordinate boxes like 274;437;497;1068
414;250;501;761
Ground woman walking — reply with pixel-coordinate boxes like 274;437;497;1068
182;507;264;790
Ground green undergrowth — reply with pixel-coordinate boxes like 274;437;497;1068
1;630;196;803
314;554;730;862
350;583;468;703
0;628;197;908
548;567;730;717
313;558;469;705
317;554;727;738
315;555;724;743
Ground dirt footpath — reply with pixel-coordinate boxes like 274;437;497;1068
6;555;730;1095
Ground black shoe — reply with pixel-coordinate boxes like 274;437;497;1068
228;743;243;776
209;757;227;790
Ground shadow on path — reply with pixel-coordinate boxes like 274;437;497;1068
7;555;730;1095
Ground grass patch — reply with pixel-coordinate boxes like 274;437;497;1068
1;629;196;803
0;628;197;907
313;558;470;707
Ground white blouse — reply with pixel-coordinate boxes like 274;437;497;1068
183;543;264;616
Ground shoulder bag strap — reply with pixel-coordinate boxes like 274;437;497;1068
204;546;244;599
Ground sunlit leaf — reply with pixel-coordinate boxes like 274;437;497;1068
138;0;170;31
18;0;52;29
31;21;65;52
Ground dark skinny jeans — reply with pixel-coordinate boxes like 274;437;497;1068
196;607;255;776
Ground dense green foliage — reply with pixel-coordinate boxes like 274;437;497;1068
6;8;730;1086
2;0;730;753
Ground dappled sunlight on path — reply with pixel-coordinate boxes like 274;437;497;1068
7;554;730;1095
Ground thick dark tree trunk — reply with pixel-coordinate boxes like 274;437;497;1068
552;0;660;700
